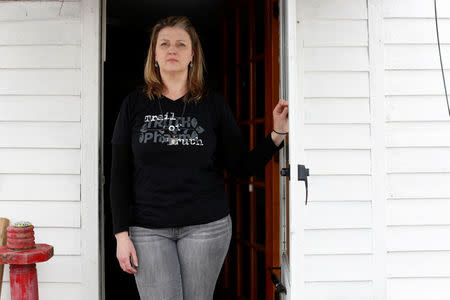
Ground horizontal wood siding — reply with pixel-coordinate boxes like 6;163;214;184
0;1;82;299
297;0;450;299
297;0;373;299
384;1;450;299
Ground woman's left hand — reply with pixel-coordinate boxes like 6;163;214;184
273;98;289;133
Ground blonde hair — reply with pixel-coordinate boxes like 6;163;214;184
142;16;207;104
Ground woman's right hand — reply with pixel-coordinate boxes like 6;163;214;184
115;231;139;274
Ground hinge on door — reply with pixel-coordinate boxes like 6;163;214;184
269;267;286;300
280;165;310;205
273;1;279;19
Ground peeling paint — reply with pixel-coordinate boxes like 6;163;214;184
58;0;65;17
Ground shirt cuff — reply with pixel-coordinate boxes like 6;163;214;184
113;225;130;236
266;132;285;151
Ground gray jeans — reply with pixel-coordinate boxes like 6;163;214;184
129;214;232;300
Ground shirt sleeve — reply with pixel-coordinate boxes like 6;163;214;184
215;93;285;179
111;94;132;145
109;94;133;235
109;144;133;235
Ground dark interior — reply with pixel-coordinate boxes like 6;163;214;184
103;1;227;299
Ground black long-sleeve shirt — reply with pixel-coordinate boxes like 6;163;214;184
110;89;284;234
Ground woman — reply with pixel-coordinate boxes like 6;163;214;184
110;16;288;300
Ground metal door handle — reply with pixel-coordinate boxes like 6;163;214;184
280;165;310;205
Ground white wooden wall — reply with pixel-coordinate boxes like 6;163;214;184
296;0;450;299
0;1;99;299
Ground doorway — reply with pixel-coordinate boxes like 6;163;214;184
102;1;281;299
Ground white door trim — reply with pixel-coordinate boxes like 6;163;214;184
280;0;307;298
81;0;101;299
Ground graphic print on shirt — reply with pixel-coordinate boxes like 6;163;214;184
139;112;205;146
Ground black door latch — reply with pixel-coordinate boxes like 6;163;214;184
280;164;310;205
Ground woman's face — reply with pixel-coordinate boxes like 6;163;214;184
154;26;194;75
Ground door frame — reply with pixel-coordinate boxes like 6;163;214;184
81;0;102;299
97;0;306;298
279;0;306;299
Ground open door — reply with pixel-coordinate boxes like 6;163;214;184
278;0;290;296
279;0;307;299
218;0;285;299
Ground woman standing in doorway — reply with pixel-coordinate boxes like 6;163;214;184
110;16;288;300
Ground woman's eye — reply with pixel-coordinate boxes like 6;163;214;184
178;43;185;47
161;42;167;46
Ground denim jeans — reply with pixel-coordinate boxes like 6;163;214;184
129;214;232;300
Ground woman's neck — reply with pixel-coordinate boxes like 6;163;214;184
160;70;188;100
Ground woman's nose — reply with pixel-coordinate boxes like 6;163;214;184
167;46;176;54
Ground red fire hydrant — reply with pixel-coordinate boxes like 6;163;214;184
0;221;53;300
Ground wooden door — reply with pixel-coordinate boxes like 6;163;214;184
217;0;281;299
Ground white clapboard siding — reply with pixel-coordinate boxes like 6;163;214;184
387;225;450;251
305;281;373;300
0;201;80;227
388;173;450;198
384;0;450;18
304;229;372;254
0;96;81;121
387;96;450;121
304;124;371;149
305;202;372;229
0;174;80;201
384;19;450;44
387;251;450;277
304;47;369;71
387;148;450;173
0;2;80;21
303;20;368;47
298;0;367;19
305;98;370;123
296;0;450;299
385;70;450;95
385;45;450;70
387;278;450;300
387;199;450;225
0;1;84;299
305;254;373;281
0;20;80;45
306;149;371;174
0;69;81;95
0;45;81;68
0;149;80;174
304;72;370;97
298;1;373;297
0;122;80;148
1;283;82;300
34;227;81;255
309;175;371;201
382;2;450;300
2;256;82;283
387;122;450;147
